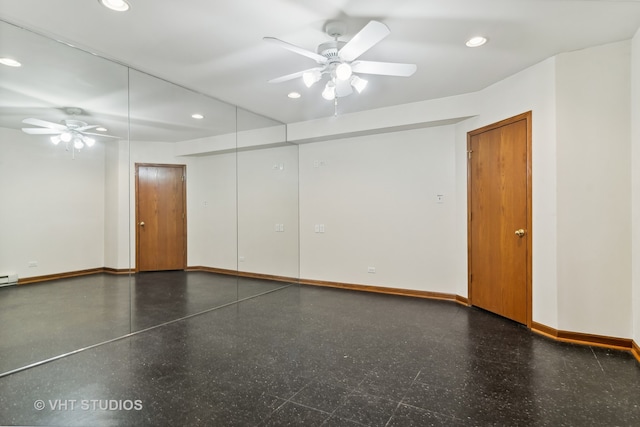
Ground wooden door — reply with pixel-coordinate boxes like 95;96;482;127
468;112;532;325
135;164;187;272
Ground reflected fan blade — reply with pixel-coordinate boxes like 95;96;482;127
268;67;322;84
77;124;99;132
335;79;353;97
22;117;67;130
339;21;390;62
351;61;417;77
264;37;328;64
82;132;120;139
22;128;62;135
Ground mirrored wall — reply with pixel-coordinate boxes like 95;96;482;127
0;19;298;375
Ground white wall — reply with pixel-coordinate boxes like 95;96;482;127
238;145;299;278
456;58;559;327
632;29;640;345
555;41;632;337
298;126;458;292
190;152;238;271
0;127;106;279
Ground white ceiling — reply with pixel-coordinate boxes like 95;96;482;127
1;0;640;125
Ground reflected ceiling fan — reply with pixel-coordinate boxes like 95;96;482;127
265;20;417;101
21;108;118;154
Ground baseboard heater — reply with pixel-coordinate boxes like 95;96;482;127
0;274;18;287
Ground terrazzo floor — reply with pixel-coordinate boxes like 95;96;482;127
1;274;639;426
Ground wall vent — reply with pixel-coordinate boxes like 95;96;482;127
0;274;18;287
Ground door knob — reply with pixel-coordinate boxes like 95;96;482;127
139;222;145;226
515;229;525;237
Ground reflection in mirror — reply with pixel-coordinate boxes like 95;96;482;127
0;21;130;374
236;108;299;300
128;69;240;331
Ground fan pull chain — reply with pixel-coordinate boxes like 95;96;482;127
334;97;338;117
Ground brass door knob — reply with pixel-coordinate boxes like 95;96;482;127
139;222;145;226
515;229;525;237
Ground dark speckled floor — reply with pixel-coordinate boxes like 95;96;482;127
1;280;639;426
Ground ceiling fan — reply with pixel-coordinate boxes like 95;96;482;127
21;113;119;152
264;20;417;101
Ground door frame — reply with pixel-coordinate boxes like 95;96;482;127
135;163;187;273
466;111;533;327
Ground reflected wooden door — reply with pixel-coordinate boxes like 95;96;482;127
468;112;531;325
135;164;186;272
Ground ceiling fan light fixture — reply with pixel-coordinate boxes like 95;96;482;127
302;70;322;88
322;81;336;100
335;63;352;81
60;131;72;143
73;138;84;150
466;36;487;47
0;57;21;67
288;92;301;99
99;0;130;12
350;75;368;93
50;136;61;145
83;136;96;147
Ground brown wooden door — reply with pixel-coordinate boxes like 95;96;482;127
468;112;531;325
135;164;187;272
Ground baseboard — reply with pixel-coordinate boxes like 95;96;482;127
103;267;135;275
18;267;134;285
632;340;640;364
298;278;462;304
531;321;635;353
18;268;107;285
186;266;237;276
186;266;297;284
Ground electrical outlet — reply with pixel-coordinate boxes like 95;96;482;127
28;261;38;268
367;266;376;273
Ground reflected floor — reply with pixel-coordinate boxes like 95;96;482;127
1;284;639;426
0;271;287;374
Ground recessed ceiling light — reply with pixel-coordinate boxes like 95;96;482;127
191;113;204;119
466;36;488;48
288;92;301;99
96;127;108;132
99;0;130;12
0;57;21;67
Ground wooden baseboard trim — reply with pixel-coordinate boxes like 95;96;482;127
298;278;460;303
455;295;470;306
631;340;640;364
103;268;134;275
531;321;633;352
18;268;107;285
186;266;297;284
237;271;297;284
186;266;238;276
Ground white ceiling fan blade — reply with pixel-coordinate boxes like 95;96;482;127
263;37;328;64
22;117;67;130
338;21;390;62
335;79;353;97
82;132;120;139
21;127;62;135
268;67;322;84
77;124;99;132
351;61;417;77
